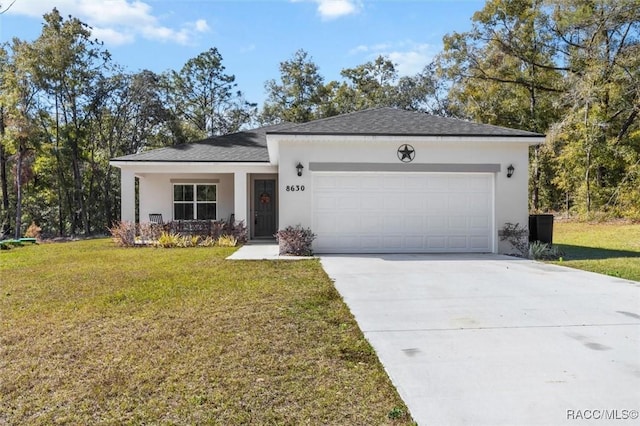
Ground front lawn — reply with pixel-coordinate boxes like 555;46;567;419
552;221;640;281
0;239;412;424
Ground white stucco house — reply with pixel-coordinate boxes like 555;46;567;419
110;107;545;254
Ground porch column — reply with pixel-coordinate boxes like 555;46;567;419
120;168;136;223
234;172;248;224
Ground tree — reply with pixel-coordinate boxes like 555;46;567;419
0;39;41;239
0;44;10;236
438;0;565;212
438;0;640;218
548;0;640;215
261;49;328;123
394;63;444;113
337;56;399;110
166;48;256;140
28;8;111;235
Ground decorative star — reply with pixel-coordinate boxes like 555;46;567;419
398;144;415;162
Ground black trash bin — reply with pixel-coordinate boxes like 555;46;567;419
529;214;554;244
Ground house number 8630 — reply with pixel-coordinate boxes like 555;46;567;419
285;185;305;192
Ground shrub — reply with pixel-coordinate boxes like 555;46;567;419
155;232;181;248
200;236;217;247
528;241;564;260
275;225;316;256
24;222;42;239
499;222;529;257
216;235;238;247
214;219;248;244
138;222;164;242
109;221;136;247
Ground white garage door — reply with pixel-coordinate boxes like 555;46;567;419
312;172;494;253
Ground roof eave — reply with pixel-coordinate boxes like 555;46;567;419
109;160;271;168
266;133;545;144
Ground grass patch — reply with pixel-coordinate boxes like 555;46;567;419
551;221;640;281
1;239;413;424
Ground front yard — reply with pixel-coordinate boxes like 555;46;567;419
0;239;412;424
552;220;640;282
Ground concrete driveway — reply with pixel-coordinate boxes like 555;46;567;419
320;254;640;425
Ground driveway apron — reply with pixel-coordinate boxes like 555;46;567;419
320;254;640;426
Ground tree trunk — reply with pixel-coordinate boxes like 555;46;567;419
585;147;591;214
14;145;23;240
0;107;10;236
71;146;89;235
532;145;540;211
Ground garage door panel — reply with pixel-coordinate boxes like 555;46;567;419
427;194;448;213
469;215;490;229
383;194;404;210
359;215;381;231
383;175;405;188
404;197;425;211
404;215;425;232
448;177;470;192
448;196;467;212
383;215;405;233
337;196;359;210
470;236;491;249
312;172;494;253
359;195;377;210
449;236;469;249
315;175;338;189
448;216;468;230
427;216;447;231
426;176;448;190
405;176;426;189
383;236;403;249
427;236;447;250
361;176;382;188
315;216;336;233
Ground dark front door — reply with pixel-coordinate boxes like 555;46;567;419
254;179;276;238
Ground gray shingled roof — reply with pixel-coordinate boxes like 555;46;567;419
112;108;543;163
269;107;544;137
112;123;291;162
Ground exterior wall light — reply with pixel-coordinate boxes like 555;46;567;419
507;164;515;178
296;162;304;177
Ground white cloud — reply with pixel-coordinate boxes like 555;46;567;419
91;26;135;46
316;0;359;19
292;0;361;20
194;19;210;33
351;41;435;76
6;0;210;46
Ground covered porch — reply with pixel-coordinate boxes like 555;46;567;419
113;162;278;240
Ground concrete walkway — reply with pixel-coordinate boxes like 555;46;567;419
226;242;312;260
320;254;640;426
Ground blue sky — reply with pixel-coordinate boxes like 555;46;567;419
0;0;486;105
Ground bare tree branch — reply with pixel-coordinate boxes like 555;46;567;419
0;0;17;14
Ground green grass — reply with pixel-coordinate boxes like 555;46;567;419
552;221;640;281
1;239;413;425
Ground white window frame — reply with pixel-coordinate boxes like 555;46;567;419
172;183;217;220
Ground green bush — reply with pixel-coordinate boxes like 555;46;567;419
528;241;563;260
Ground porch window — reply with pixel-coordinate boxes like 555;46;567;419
173;184;217;220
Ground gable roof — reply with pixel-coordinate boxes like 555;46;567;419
111;122;291;163
268;107;544;138
111;108;545;164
